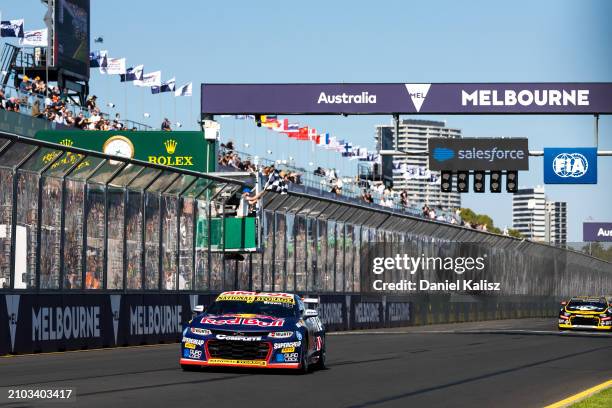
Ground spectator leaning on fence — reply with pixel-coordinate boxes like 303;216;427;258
161;118;172;131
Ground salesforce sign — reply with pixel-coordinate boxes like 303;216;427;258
544;148;597;184
428;138;529;171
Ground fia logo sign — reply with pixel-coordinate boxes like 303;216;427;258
544;148;597;184
552;153;588;178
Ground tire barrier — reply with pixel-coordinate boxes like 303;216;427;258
1;293;560;355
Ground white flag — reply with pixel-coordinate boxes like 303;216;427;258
19;29;48;47
1;19;24;38
100;57;126;75
175;82;192;96
134;71;161;87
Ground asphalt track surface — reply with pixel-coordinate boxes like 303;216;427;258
0;319;610;408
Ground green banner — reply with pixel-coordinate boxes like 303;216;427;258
35;130;212;172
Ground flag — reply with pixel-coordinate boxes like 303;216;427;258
341;141;354;157
19;29;47;47
175;82;192;96
261;115;279;129
272;118;289;132
350;146;365;160
308;128;318;142
100;57;126;75
152;77;176;94
89;50;107;68
134;71;162;87
120;65;144;82
283;123;300;137
318;132;330;146
297;127;309;141
1;19;24;38
160;77;176;92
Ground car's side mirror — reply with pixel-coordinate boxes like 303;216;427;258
304;309;318;318
192;305;205;313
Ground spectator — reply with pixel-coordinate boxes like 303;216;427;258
65;110;75;126
161;118;172;131
5;97;19;112
31;99;42;118
85;95;97;111
75;112;87;129
19;76;32;93
112;113;124;130
53;109;66;125
0;87;5;109
400;190;409;207
362;189;374;203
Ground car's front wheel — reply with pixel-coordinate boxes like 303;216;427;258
298;344;310;374
313;347;326;370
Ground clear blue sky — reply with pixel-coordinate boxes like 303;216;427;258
5;0;612;241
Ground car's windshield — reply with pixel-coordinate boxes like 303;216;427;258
567;300;606;310
206;295;298;319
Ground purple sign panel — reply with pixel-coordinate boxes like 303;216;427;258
201;83;612;115
583;222;612;242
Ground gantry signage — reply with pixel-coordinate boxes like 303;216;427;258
583;222;612;242
201;83;612;115
544;147;598;184
428;138;529;171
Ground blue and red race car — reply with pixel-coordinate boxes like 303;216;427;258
180;291;326;373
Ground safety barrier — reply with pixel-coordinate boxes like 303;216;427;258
0;292;560;355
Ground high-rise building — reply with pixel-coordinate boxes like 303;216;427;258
512;186;547;241
545;201;567;245
512;186;567;244
375;119;461;210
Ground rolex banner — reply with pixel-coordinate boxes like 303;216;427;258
34;131;208;172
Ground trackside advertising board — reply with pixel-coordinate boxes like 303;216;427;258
428;138;529;171
35;131;208;172
543;147;597;184
200;83;612;115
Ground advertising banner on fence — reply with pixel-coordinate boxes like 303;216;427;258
0;294;192;354
428;138;529;171
544;147;597;184
583;222;612;242
35;130;208;172
201;83;612;115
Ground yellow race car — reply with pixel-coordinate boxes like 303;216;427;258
558;296;612;331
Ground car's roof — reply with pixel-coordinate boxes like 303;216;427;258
569;296;606;302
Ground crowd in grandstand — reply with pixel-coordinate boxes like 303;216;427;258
216;146;465;226
0;76;142;131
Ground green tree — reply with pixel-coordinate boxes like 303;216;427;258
459;208;522;238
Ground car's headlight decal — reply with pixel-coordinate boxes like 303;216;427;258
190;327;212;336
268;331;294;338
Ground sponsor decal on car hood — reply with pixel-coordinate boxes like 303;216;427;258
195;313;295;331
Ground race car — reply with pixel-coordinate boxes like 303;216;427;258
558;296;612;331
180;291;326;373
